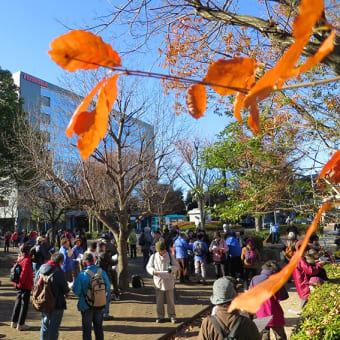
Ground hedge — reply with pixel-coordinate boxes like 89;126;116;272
291;263;340;340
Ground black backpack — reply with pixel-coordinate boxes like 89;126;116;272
10;259;24;284
194;241;206;256
208;314;243;340
131;275;144;288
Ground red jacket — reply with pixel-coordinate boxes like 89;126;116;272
292;256;322;299
15;255;34;290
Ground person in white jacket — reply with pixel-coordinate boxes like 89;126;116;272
147;240;178;324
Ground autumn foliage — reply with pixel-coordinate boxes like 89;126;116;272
48;0;340;315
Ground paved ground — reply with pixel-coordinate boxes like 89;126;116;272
0;244;304;340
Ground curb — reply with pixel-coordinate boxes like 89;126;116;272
157;304;212;340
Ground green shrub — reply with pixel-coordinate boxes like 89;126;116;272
291;265;340;340
86;231;102;240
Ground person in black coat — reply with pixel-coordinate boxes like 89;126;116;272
35;252;69;340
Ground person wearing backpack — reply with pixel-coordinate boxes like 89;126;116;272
32;236;51;275
139;227;153;268
241;238;260;285
10;244;34;331
198;277;260;340
34;252;69;340
146;241;178;324
73;252;110;340
193;232;209;284
209;232;229;279
224;231;242;278
249;260;289;340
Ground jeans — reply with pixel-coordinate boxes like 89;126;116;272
271;232;279;244
40;309;64;340
81;308;104;340
194;260;207;281
103;289;111;317
11;289;31;325
129;244;137;258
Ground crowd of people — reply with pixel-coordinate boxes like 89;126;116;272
2;221;336;340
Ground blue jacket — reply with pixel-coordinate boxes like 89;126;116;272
225;236;242;257
59;246;73;272
72;245;84;269
193;240;209;261
174;237;192;259
72;264;110;311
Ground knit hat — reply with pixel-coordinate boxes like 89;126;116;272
287;232;296;240
155;241;166;252
210;277;237;305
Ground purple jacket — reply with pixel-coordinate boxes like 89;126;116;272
249;269;288;327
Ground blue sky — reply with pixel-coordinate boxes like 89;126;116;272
0;0;237;139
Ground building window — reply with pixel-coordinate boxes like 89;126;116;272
0;200;9;207
41;95;51;107
41;113;51;125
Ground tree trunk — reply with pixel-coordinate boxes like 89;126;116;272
198;199;206;230
117;214;130;291
255;215;262;232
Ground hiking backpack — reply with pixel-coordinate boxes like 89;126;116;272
85;268;106;308
32;268;57;313
194;242;206;257
208;314;243;340
245;249;257;265
131;274;145;288
10;259;24;284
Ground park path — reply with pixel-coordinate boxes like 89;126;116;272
0;245;304;340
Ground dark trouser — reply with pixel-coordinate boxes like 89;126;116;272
229;256;242;278
40;308;64;340
81;308;104;340
4;241;9;252
142;249;150;268
64;270;73;282
177;258;189;282
130;244;137;258
271;232;279;244
261;326;287;340
11;289;31;325
243;267;257;284
108;268;119;297
214;262;226;279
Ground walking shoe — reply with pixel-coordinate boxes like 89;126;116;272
155;318;164;323
113;295;120;301
103;315;115;321
171;318;176;324
17;324;30;331
10;322;17;328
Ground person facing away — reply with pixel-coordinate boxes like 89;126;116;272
224;230;242;278
32;236;51;275
198;277;261;340
174;232;192;283
249;260;289;340
193;232;209;284
269;223;280;244
34;252;70;340
146;241;178;324
10;244;34;331
73;252;111;340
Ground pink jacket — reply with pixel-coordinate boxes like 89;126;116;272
292;256;322;299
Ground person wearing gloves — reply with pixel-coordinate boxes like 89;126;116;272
59;237;73;282
146;241;178;324
209;232;229;279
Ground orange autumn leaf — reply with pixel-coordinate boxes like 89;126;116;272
228;202;333;314
247;104;260;134
203;58;257;96
318;149;340;184
66;74;119;160
290;30;336;78
234;93;245;122
243;0;324;109
49;30;121;72
186;84;207;119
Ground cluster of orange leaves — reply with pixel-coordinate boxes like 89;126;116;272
48;0;340;315
186;0;335;134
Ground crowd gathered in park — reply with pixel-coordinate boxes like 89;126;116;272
0;220;337;340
